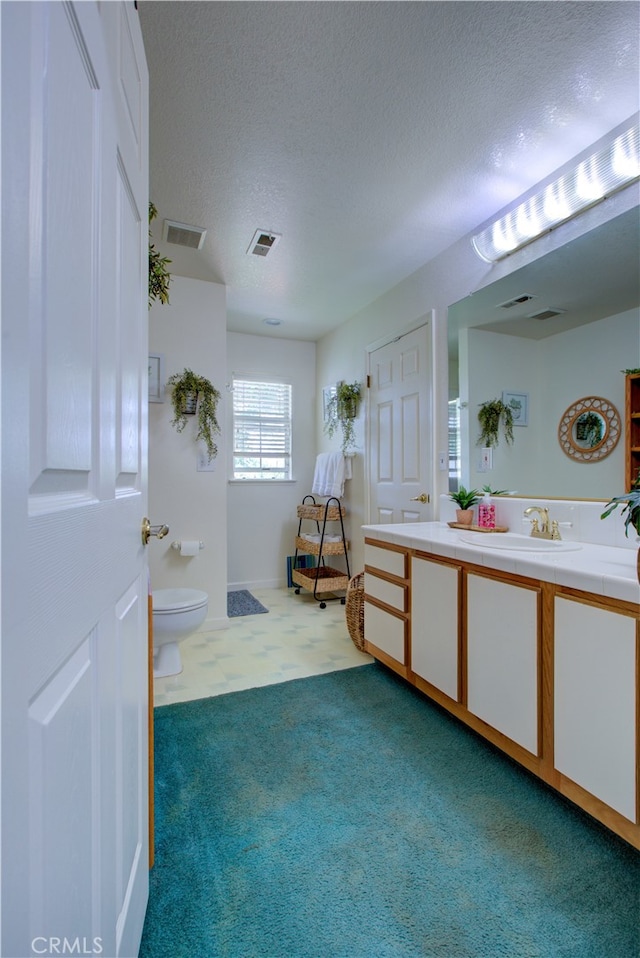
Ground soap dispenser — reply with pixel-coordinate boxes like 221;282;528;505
478;491;496;529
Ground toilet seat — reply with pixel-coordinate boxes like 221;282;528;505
153;588;208;614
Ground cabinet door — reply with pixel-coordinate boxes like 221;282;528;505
411;557;460;700
554;596;637;822
467;574;538;754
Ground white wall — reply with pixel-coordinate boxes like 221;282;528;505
227;333;317;590
463;309;639;497
541;309;638;497
148;276;228;630
462;326;542;494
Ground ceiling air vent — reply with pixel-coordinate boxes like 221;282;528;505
247;229;281;257
497;293;535;309
527;307;567;321
163;220;207;250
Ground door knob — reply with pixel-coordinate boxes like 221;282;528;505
409;494;430;504
141;517;170;546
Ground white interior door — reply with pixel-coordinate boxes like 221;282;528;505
368;323;433;523
1;4;149;956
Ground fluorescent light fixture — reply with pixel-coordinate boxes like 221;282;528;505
472;122;639;263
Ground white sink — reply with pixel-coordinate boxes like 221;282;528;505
459;532;582;553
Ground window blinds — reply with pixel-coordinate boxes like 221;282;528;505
232;379;292;479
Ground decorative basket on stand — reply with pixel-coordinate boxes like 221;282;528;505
345;572;366;651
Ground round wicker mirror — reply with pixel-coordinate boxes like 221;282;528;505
557;396;621;462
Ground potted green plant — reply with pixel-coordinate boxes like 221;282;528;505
449;485;482;525
324;381;362;453
601;477;640;583
149;202;172;307
166;368;221;461
477;398;514;448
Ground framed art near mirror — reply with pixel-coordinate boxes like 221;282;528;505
557;397;621;462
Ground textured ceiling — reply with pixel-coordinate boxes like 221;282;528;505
139;1;639;341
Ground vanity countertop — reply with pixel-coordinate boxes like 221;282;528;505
362;521;640;606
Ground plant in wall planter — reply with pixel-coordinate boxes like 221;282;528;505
324;381;362;454
166;368;221;461
449;486;482;525
148;202;172;307
477;398;514;448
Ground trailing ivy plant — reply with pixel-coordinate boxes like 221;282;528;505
477;398;514;448
575;411;603;447
149;203;172;307
166;368;221;461
324;381;362;454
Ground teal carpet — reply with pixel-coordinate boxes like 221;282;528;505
140;664;639;958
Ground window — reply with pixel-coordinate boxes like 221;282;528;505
448;398;461;491
232;378;292;480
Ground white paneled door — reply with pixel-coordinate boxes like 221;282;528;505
368;323;433;523
2;4;149;957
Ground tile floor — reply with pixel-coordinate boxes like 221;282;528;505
152;587;372;707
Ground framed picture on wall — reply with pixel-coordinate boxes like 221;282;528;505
502;390;528;426
148;353;165;402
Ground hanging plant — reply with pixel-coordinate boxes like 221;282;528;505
575;411;603;447
148;202;172;307
477;398;514;448
166;368;221;461
324;381;362;454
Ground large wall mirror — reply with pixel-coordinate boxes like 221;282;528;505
448;206;640;499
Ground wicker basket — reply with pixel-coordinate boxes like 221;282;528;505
297;503;344;521
295;535;348;556
345;572;366;651
292;565;349;595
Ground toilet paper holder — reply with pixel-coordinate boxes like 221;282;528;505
171;540;205;553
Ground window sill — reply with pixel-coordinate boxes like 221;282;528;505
228;479;298;484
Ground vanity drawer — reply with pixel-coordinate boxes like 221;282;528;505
364;541;407;579
364;600;407;665
365;572;407;612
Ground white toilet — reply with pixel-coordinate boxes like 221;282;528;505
152;588;209;678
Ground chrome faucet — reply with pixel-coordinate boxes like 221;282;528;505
523;506;561;540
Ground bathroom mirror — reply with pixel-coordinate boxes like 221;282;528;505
448;206;640;499
557;397;621;462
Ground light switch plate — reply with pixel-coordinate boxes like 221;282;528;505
197;448;216;472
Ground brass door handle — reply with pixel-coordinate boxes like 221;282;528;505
141;517;170;546
409;494;430;503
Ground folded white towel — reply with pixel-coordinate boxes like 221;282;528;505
312;451;348;497
300;532;342;543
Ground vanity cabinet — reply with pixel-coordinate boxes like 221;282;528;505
362;534;640;849
410;555;460;702
554;594;637;823
466;573;539;755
